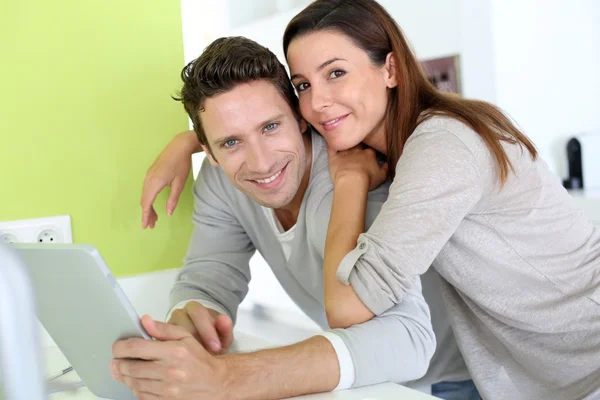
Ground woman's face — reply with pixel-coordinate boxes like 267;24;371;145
287;30;396;153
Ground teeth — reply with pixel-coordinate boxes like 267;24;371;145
256;169;282;184
324;117;340;126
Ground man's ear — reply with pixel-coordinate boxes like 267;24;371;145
299;118;308;133
383;52;398;89
201;145;219;166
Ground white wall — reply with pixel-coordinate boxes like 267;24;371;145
458;0;498;103
456;0;600;177
489;0;600;177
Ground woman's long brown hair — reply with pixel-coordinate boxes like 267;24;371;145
283;0;537;185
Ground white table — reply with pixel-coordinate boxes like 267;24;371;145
44;330;437;400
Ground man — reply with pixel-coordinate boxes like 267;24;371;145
111;37;474;399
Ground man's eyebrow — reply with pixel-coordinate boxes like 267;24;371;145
290;57;347;81
211;134;239;147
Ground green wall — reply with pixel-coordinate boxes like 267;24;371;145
0;1;194;276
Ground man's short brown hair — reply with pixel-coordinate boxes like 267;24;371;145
174;37;301;153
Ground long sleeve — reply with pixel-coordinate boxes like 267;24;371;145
170;158;255;323
309;177;435;387
336;123;485;315
328;281;435;387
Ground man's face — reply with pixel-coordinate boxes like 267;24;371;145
201;80;308;209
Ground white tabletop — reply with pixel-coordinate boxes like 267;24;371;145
44;330;437;400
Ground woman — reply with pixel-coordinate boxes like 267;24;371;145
142;1;600;399
282;1;600;400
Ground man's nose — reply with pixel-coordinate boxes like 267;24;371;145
246;143;274;174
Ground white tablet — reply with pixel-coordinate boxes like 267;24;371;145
12;243;150;400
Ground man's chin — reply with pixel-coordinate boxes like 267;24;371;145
253;196;291;210
249;190;297;209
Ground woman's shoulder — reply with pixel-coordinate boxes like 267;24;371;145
410;115;487;154
413;115;476;138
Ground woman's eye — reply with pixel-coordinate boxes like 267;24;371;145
223;140;238;148
329;69;345;79
264;123;278;132
296;82;309;92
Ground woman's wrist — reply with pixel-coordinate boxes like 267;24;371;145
176;130;203;153
333;171;370;191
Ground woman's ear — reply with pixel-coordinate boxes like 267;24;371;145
201;145;219;166
383;52;398;88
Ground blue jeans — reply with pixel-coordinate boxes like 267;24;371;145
431;379;482;400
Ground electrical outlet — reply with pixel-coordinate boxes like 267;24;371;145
37;229;63;243
0;215;72;244
0;231;20;244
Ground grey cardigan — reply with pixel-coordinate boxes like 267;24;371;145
338;117;600;399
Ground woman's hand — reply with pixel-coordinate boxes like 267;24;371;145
327;145;388;191
141;130;201;229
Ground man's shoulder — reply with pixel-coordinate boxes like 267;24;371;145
193;157;255;212
194;157;229;192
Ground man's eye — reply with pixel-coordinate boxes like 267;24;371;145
223;140;237;148
264;123;278;132
296;82;309;92
329;69;345;79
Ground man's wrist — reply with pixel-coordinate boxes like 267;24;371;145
215;356;242;400
214;336;340;399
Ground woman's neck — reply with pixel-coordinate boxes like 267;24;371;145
363;120;388;155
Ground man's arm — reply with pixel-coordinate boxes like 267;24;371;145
219;336;340;398
113;296;434;400
170;157;255;323
223;284;435;393
112;317;340;400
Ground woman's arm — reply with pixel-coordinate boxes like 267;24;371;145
328;126;485;319
323;146;388;328
324;174;373;327
141;130;203;229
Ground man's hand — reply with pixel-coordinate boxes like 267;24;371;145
141;130;200;229
111;315;232;400
168;301;233;354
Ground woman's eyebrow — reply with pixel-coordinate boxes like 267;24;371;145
290;57;347;80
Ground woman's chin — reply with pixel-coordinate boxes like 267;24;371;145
326;136;362;152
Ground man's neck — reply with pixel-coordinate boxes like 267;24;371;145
274;132;312;231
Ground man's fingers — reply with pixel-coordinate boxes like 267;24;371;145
135;391;161;400
142;315;191;342
112;338;172;361
166;177;185;216
111;359;164;380
120;376;165;399
126;377;181;398
215;315;234;350
185;303;221;353
168;310;201;338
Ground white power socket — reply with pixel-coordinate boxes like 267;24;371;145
0;215;73;244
